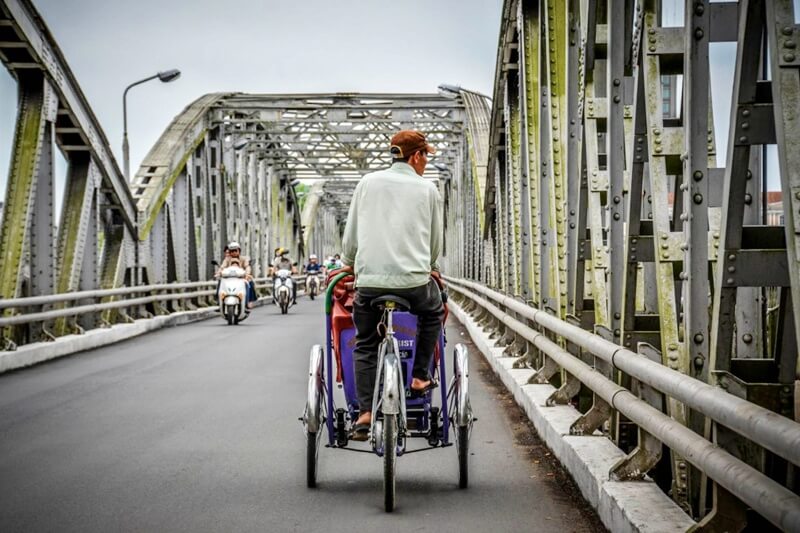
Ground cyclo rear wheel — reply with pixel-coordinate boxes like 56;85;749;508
383;413;397;512
307;431;319;488
457;425;469;488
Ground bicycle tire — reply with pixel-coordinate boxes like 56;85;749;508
457;425;469;488
383;414;397;512
307;431;319;488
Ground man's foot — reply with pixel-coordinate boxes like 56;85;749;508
247;301;255;310
350;411;371;441
410;377;438;397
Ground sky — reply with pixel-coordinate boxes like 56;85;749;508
0;0;503;215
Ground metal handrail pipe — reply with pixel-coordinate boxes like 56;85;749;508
457;285;800;531
0;282;216;310
0;290;215;327
0;277;272;310
445;276;800;467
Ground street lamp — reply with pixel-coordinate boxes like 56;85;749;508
122;69;181;180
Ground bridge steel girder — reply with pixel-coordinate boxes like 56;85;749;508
462;0;800;527
0;0;137;345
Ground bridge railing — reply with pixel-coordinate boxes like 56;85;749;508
446;276;800;531
0;276;302;349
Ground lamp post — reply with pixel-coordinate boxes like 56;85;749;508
122;69;181;181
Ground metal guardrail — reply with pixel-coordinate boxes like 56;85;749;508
445;276;800;531
0;276;314;345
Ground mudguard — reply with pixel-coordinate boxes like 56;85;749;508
304;345;325;434
381;338;405;416
454;343;472;427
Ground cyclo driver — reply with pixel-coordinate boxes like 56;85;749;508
341;130;444;441
270;247;298;304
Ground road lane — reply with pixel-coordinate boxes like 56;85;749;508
0;298;603;532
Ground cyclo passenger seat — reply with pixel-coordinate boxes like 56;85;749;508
370;294;411;312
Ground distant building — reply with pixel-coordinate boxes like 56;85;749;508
766;191;784;226
662;76;679;118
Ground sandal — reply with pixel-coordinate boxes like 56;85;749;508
350;423;370;441
409;379;439;397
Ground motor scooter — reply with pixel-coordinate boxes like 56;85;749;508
306;272;321;300
216;265;250;325
274;269;294;314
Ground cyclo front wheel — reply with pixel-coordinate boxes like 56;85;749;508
383;413;397;512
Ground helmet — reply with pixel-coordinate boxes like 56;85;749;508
309;254;318;260
279;247;288;256
228;241;241;251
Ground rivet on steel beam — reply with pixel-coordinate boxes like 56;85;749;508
727;265;736;273
693;356;704;368
785;53;797;62
738;136;748;143
741;122;749;130
613;213;620;220
742;333;753;344
783;26;794;36
693;193;703;204
726;277;734;284
694;4;704;15
613;196;621;204
693;170;703;181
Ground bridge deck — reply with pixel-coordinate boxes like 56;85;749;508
0;300;601;532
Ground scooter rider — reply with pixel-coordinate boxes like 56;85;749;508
341;130;444;440
270;247;298;304
304;254;323;275
216;241;257;310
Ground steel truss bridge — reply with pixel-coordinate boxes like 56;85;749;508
2;0;800;530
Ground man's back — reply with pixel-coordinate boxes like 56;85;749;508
342;162;442;289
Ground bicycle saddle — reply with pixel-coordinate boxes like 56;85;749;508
370;294;411;312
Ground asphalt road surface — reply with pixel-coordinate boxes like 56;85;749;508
0;298;603;533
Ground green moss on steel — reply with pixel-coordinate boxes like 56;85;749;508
523;4;541;305
543;0;570;318
0;87;44;304
55;168;90;295
139;130;208;240
509;84;523;295
466;132;485;231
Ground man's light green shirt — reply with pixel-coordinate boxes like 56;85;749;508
342;162;442;289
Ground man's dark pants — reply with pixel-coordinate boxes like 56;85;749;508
353;279;445;411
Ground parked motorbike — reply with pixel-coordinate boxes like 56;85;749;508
216;264;250;325
274;269;294;314
306;273;321;300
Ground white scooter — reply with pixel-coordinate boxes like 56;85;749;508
306;273;321;300
274;269;294;315
217;265;250;325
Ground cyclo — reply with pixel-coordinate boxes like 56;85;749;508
302;269;474;512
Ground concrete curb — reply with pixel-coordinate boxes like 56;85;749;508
0;296;275;374
450;301;696;533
